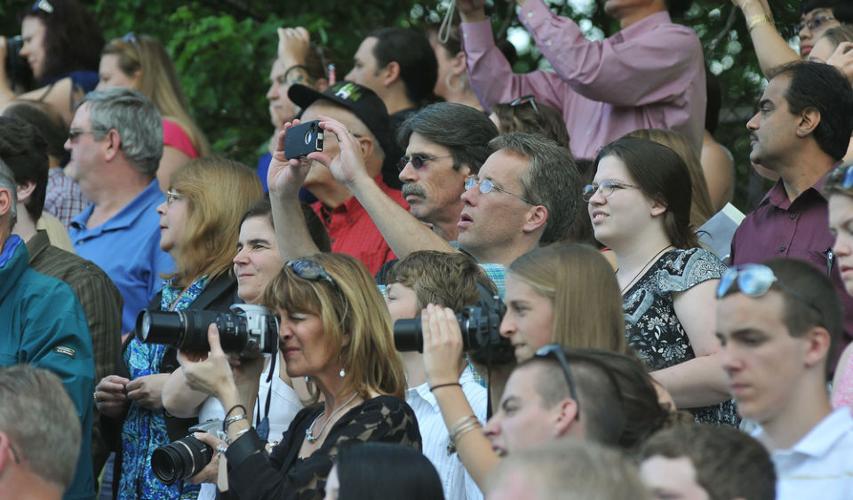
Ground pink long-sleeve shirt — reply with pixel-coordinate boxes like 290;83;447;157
462;0;706;160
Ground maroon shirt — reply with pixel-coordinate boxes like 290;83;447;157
311;178;408;277
731;176;853;359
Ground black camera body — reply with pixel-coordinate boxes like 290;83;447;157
152;419;221;484
138;304;278;356
285;120;324;159
393;293;514;365
4;35;33;90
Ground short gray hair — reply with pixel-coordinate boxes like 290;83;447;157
0;365;81;489
80;88;163;176
489;133;580;245
0;158;17;227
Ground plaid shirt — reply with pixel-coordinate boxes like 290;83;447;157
44;168;88;228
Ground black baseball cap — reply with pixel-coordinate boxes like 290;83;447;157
289;81;400;187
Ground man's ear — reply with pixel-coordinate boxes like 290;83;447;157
802;326;832;371
796;107;822;138
522;205;548;234
380;61;401;87
553;398;579;438
15;181;36;205
103;129;122;163
450;51;467;77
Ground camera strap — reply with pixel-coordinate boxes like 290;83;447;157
254;353;277;441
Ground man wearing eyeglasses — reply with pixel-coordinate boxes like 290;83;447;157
453;0;705;160
730;61;853;362
715;259;853;500
65;88;175;338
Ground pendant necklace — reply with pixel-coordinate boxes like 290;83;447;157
305;392;359;443
617;245;673;294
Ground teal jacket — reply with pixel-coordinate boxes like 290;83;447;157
0;235;96;499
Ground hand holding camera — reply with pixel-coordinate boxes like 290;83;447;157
456;0;489;23
267;118;318;198
178;324;238;401
308;116;373;188
828;42;853;84
277;27;311;69
420;304;469;387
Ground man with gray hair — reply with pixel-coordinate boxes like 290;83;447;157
66;88;174;336
0;161;95;499
0;365;83;500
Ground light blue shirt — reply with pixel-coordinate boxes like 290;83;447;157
70;180;174;333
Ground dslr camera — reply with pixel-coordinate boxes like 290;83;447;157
393;293;513;365
138;304;278;357
152;419;221;484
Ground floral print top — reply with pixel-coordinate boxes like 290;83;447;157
623;248;738;426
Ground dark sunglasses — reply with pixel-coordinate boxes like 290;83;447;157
534;344;581;421
398;153;452;172
285;258;339;290
509;95;539;115
716;264;822;317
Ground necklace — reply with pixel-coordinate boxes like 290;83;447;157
617;245;673;294
305;392;360;443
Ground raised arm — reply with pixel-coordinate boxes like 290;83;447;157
456;0;569;112
267;121;325;262
733;0;798;75
421;304;500;490
517;0;703;106
308;118;456;259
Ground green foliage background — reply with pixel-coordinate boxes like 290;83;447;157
0;0;805;209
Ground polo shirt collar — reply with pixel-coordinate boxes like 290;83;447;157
71;179;162;233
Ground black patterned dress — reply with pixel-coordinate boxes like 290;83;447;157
623;247;738;426
224;395;421;499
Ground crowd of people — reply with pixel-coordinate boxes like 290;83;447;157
2;0;853;499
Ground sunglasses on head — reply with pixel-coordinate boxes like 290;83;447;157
285;258;339;290
30;0;53;14
533;344;581;421
509;95;539;115
716;264;822;317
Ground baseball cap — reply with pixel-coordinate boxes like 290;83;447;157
289;81;401;187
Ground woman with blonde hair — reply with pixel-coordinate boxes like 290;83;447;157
97;34;210;189
181;252;420;499
94;157;262;500
501;242;627;361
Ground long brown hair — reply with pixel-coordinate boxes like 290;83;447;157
166;157;262;287
263;253;407;399
509;243;628;353
102;34;210;156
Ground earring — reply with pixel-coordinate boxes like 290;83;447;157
339;367;346;378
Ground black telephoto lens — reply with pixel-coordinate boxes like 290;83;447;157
151;436;213;485
393;318;424;352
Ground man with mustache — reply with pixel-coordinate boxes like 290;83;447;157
730;61;853;359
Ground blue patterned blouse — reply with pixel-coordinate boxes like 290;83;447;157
117;276;208;500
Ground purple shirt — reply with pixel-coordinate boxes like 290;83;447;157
731;177;853;356
461;0;706;159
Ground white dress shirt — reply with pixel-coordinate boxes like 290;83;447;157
753;406;853;500
407;367;488;500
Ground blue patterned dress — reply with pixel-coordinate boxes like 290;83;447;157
622;248;738;426
117;277;208;500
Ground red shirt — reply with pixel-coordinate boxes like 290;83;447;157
311;179;407;276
